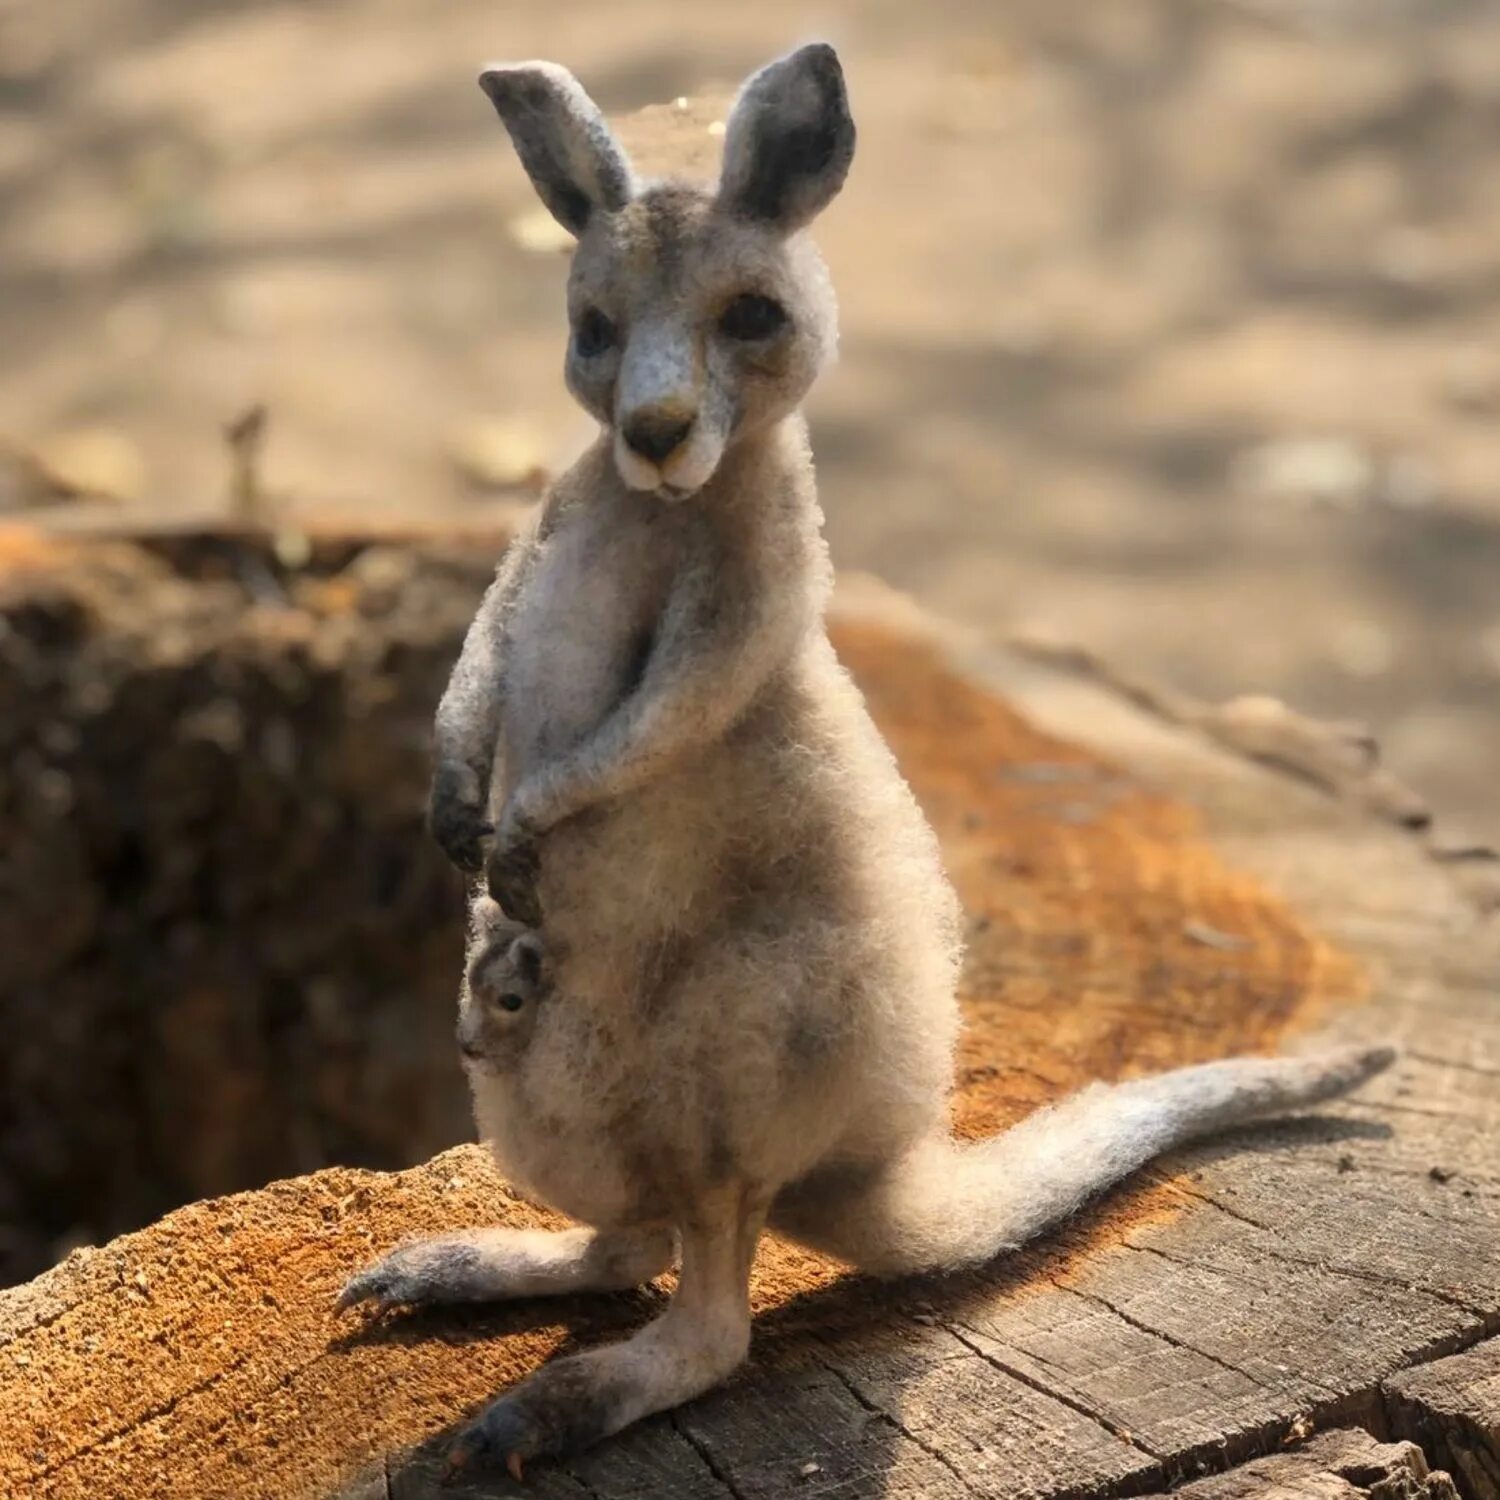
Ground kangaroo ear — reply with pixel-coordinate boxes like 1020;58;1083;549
478;61;635;236
716;43;855;233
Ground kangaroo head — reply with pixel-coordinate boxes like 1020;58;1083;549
479;44;855;499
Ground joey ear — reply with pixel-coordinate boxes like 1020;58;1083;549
509;933;544;986
478;61;635;236
716;43;855;233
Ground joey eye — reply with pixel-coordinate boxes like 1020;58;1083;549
718;294;788;342
498;992;525;1013
574;308;617;358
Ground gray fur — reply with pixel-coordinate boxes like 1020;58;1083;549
342;46;1396;1477
337;1224;674;1312
479;61;635;235
717;43;856;232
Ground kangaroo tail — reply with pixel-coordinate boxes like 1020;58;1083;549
794;1045;1394;1275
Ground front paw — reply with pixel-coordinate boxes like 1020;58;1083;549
486;837;542;928
429;763;491;873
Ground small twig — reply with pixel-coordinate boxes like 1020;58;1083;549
224;404;268;525
1002;626;1500;913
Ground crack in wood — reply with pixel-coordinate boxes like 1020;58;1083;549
940;1318;1166;1462
1052;1280;1281;1394
1123;1237;1491;1325
1405;1050;1500;1082
1165;1183;1275;1232
666;1410;746;1500
1127;1194;1494;1320
1346;1099;1488;1124
1250;1247;1492;1322
1077;1241;1500;1499
0;1254;132;1350
810;1347;983;1498
1336;1160;1500;1193
1172;1172;1482;1236
35;1346;259;1480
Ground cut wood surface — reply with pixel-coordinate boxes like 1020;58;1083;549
0;560;1495;1500
1387;1338;1500;1499
1144;1427;1458;1498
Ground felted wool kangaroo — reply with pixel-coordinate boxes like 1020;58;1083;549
338;43;1394;1478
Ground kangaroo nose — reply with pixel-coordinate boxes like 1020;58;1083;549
624;412;695;465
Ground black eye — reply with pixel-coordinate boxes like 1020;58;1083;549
719;294;788;342
499;992;525;1013
575;308;617;358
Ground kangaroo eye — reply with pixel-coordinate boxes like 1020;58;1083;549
499;992;525;1013
719;294;788;342
575;308;617;358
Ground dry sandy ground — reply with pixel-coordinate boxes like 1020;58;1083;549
2;0;1499;839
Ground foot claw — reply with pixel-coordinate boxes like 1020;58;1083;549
440;1441;478;1486
334;1275;375;1314
442;1399;540;1485
336;1238;490;1318
442;1363;621;1481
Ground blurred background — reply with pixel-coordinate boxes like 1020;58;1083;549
3;0;1499;1278
6;0;1500;832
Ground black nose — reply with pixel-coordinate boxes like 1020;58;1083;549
624;412;694;465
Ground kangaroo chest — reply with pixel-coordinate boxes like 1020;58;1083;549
500;504;682;784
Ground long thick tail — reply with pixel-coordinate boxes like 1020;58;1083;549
777;1045;1394;1274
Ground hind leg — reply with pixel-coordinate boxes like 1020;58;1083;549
445;1185;767;1478
337;1223;675;1312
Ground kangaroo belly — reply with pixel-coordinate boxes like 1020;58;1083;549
470;644;965;1228
468;1059;647;1227
466;978;752;1227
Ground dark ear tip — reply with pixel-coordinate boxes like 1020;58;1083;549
786;41;846;94
477;65;533;108
794;41;842;72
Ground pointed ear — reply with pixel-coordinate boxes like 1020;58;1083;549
478;61;635;236
716;43;855;233
509;933;544;987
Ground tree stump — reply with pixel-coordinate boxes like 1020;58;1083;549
0;536;1495;1500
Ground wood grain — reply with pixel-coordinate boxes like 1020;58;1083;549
0;565;1494;1500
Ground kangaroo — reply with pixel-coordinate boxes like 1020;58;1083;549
338;44;1395;1479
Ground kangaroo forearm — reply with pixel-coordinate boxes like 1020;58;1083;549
510;691;700;833
434;538;535;783
512;599;801;835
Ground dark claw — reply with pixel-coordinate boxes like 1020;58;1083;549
443;1397;543;1486
430;766;492;873
334;1265;399;1315
432;807;492;874
441;1357;626;1482
487;841;542;927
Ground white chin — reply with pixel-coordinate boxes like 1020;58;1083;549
614;458;700;502
613;438;663;493
612;433;719;499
